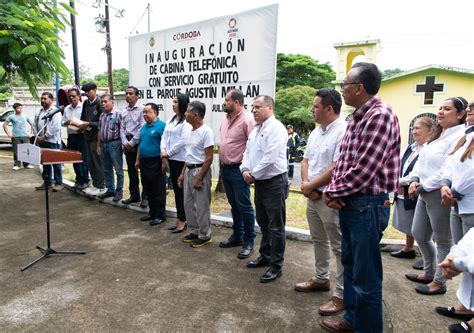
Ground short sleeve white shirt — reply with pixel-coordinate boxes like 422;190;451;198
185;124;214;164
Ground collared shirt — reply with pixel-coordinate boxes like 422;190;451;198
62;102;83;135
449;228;474;309
219;109;255;165
440;129;474;214
34;106;62;144
120;100;145;147
240;115;287;180
160;116;192;162
99;108;121;142
411;123;465;192
324;96;400;199
304;118;347;189
138;118;166;158
185;124;214;164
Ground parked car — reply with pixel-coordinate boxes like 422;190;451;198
0;109;14;144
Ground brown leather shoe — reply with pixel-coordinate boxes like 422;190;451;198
319;296;344;316
294;278;330;292
320;318;353;332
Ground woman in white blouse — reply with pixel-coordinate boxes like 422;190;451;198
160;94;192;233
406;96;467;295
440;100;474;244
437;228;474;332
391;117;435;259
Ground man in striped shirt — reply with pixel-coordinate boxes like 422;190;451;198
321;62;400;333
96;94;124;202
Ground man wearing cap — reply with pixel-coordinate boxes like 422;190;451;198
78;82;106;196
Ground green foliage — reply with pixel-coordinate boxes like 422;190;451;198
276;53;335;91
92;68;129;92
275;85;316;135
0;0;75;99
382;68;403;79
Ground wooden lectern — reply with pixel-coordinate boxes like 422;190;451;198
17;143;86;272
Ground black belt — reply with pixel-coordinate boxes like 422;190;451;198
221;163;241;168
103;138;120;144
187;163;203;169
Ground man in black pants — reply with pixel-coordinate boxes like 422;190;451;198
120;86;147;207
240;95;289;283
136;103;167;226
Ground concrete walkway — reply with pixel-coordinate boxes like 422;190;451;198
0;156;460;332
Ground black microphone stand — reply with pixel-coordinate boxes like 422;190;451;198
21;115;86;272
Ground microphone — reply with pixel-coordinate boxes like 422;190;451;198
41;105;65;120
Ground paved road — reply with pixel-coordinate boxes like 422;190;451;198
0;156;460;332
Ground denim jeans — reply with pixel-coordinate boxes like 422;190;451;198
339;194;389;333
67;134;89;185
100;140;123;194
221;165;256;246
40;141;62;185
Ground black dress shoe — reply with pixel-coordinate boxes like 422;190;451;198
140;214;155;221
112;193;123;202
149;218;166;226
168;225;178;231
98;191;115;199
448;321;472;333
219;237;243;248
237;245;254;259
247;256;270;268
415;284;447;295
260;268;282;283
391;249;416;259
436;306;474;320
122;197;140;205
405;273;433;284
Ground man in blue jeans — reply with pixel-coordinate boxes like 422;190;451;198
218;89;256;259
34;92;63;192
96;94;124;203
322;63;400;333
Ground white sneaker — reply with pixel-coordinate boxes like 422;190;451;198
96;188;107;196
85;186;98;195
12;166;20;171
26;165;35;169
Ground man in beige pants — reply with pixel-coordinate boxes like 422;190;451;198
294;88;347;316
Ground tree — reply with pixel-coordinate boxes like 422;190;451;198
382;68;403;79
276;53;335;91
0;1;75;99
93;68;129;92
275;85;316;136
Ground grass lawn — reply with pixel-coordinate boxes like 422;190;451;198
62;165;405;240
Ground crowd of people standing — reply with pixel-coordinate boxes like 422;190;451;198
5;61;474;333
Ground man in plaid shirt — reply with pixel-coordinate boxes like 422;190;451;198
320;62;400;333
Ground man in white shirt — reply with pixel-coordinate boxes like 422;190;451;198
240;95;288;283
293;88;347;316
34;92;63;192
62;87;89;190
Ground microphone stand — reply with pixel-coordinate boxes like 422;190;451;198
21;114;86;272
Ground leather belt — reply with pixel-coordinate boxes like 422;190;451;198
103;138;120;144
187;163;203;169
221;163;241;168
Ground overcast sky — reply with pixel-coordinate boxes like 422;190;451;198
63;0;474;77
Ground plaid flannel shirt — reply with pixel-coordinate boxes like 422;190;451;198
324;96;400;199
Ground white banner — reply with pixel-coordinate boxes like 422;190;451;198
129;4;278;144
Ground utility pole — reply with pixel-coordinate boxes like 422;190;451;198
104;0;114;96
70;1;80;86
147;3;150;32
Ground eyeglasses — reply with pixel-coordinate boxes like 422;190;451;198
341;81;360;89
